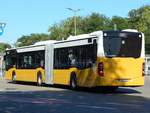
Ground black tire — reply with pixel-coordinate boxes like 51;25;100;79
70;73;77;90
37;72;42;86
12;72;16;83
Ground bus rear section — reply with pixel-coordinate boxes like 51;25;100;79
96;30;145;87
52;30;145;89
97;57;144;87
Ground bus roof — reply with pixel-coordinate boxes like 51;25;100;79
34;40;57;45
6;29;141;53
67;34;93;40
6;44;45;53
67;31;103;41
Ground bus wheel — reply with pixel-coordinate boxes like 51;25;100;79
12;72;16;83
37;73;42;86
70;73;77;90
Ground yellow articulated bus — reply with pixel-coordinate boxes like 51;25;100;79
4;29;145;91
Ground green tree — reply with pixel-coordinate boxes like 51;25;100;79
0;43;11;53
128;5;150;40
17;33;49;47
48;16;84;40
48;13;111;40
128;5;150;53
83;13;111;33
128;5;150;32
15;5;150;53
110;16;129;30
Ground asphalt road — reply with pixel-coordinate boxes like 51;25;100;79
0;76;150;113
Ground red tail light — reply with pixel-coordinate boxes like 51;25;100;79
98;62;104;76
142;63;145;76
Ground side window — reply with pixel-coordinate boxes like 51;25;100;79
17;52;36;69
54;48;70;69
5;50;17;71
68;48;77;67
75;46;86;69
86;44;97;67
5;55;16;71
23;55;28;68
62;48;70;68
28;54;35;68
28;56;32;66
76;44;97;69
17;54;23;69
54;49;59;69
53;44;97;69
35;51;45;68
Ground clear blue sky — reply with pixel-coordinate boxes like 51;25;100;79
0;0;149;44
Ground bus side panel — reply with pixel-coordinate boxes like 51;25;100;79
76;68;98;87
5;68;45;83
15;69;37;82
52;68;99;87
5;68;16;80
97;57;145;86
53;69;71;85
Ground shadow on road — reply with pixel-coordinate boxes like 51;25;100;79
3;81;149;113
8;81;141;94
0;89;150;113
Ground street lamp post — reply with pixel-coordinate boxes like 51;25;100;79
67;8;81;36
0;22;6;78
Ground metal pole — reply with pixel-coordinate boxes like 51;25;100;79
74;11;77;36
114;24;117;31
0;22;6;78
67;8;81;36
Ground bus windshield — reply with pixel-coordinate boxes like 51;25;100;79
5;50;17;71
103;31;142;58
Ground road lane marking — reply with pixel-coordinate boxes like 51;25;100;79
0;89;5;91
106;102;144;107
77;105;118;110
